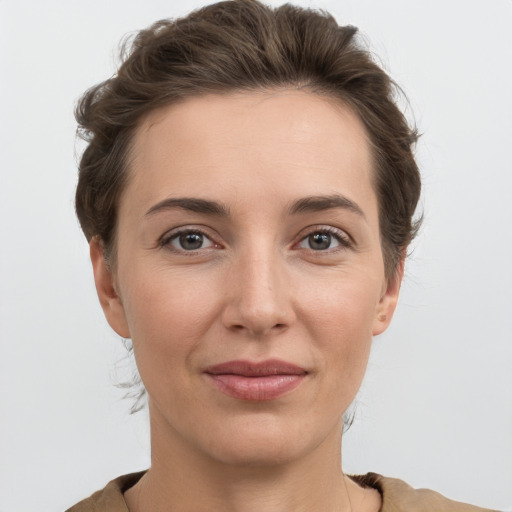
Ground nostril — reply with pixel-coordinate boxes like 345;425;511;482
229;322;286;334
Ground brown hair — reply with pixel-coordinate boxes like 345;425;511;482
75;0;421;278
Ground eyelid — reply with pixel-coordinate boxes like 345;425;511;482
294;225;352;251
157;224;352;254
158;225;222;252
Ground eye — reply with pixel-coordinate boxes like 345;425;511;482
164;230;215;251
297;228;349;251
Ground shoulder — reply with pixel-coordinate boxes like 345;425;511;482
65;472;145;512
349;472;500;512
66;470;500;512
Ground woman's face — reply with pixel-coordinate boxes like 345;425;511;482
92;90;402;466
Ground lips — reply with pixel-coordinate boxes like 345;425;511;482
204;359;307;401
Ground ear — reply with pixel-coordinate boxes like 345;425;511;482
90;238;131;338
372;259;404;336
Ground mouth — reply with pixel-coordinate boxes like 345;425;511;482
203;359;308;401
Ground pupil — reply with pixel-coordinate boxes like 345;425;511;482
309;233;331;250
180;233;203;250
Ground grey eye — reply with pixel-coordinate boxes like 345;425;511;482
299;232;341;251
169;231;214;251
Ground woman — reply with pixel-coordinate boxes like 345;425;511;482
66;1;499;510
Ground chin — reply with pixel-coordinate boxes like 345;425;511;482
196;413;331;468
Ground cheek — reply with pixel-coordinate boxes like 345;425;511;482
300;272;381;388
119;265;223;373
302;265;380;334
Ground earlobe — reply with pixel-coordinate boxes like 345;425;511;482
372;259;404;336
90;238;131;338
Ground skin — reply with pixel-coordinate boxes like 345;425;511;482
91;90;403;511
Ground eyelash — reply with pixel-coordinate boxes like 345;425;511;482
159;226;352;254
159;228;218;255
298;226;352;252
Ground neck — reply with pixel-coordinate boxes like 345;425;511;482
125;405;378;512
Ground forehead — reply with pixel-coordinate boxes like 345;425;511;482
124;90;376;218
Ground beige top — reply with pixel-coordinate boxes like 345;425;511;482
66;471;499;511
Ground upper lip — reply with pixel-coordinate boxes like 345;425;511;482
204;359;307;377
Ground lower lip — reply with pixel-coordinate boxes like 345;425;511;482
205;374;306;401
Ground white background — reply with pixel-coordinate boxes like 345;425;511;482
1;0;511;510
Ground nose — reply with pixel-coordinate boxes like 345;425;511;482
221;247;295;338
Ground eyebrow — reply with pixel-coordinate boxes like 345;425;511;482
145;193;365;219
288;194;365;219
145;197;230;217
